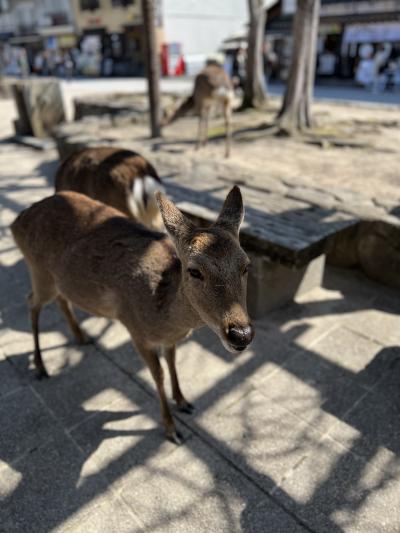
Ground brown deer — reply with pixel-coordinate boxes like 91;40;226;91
11;187;254;444
163;63;234;158
55;147;164;230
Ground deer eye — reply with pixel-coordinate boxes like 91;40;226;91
188;268;204;280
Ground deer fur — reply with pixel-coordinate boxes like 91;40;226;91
55;147;164;230
163;64;234;158
11;187;254;444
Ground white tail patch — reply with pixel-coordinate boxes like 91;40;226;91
213;87;234;102
129;176;165;230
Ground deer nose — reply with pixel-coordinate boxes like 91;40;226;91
227;324;254;350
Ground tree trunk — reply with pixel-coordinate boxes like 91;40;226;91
141;0;161;138
242;0;267;109
277;0;320;134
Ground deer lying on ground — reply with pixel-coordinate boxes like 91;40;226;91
163;63;234;158
11;187;254;443
55;146;164;230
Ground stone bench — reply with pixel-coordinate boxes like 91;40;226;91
164;176;358;318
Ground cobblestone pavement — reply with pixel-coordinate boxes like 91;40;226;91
1;100;400;532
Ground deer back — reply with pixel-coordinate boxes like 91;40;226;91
55;147;163;227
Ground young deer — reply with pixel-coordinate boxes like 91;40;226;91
11;187;254;443
55;147;164;230
163;63;234;158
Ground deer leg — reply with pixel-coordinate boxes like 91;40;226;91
135;341;182;444
202;106;210;147
56;295;88;345
223;100;232;158
27;268;57;379
28;295;48;380
196;114;204;150
164;346;194;414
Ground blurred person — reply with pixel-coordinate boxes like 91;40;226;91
64;52;75;79
54;50;64;77
372;43;392;93
317;49;336;77
263;39;278;84
33;52;44;75
355;43;374;87
223;52;234;77
46;51;56;76
17;49;30;78
232;46;246;89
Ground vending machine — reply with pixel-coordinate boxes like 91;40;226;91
161;42;185;76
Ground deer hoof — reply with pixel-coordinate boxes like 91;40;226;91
167;429;183;445
76;332;94;345
35;367;49;380
178;401;195;414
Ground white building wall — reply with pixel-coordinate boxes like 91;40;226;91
162;0;248;71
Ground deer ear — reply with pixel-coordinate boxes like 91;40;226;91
155;191;194;244
215;186;244;236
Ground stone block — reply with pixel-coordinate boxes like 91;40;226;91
247;254;326;318
12;80;65;139
357;221;400;289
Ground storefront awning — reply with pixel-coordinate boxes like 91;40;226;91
343;22;400;44
38;25;75;37
8;35;41;45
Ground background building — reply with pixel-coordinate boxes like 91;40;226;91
70;0;150;76
162;0;248;74
265;0;400;80
0;0;76;70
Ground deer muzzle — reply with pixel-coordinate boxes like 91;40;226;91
225;323;254;353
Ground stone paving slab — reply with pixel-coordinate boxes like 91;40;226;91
0;350;23;398
0;385;63;465
326;380;400;469
194;388;326;494
117;435;307;533
309;326;387;387
0;429;140;533
253;348;368;433
272;434;400;533
31;344;153;430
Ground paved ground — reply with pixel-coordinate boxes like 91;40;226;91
1;99;400;532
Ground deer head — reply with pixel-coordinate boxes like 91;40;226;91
156;186;254;353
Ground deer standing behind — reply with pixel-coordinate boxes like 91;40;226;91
55;146;164;230
163;63;234;158
11;187;254;443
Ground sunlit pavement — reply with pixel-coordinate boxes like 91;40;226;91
0;98;400;532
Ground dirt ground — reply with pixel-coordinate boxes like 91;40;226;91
155;97;400;204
